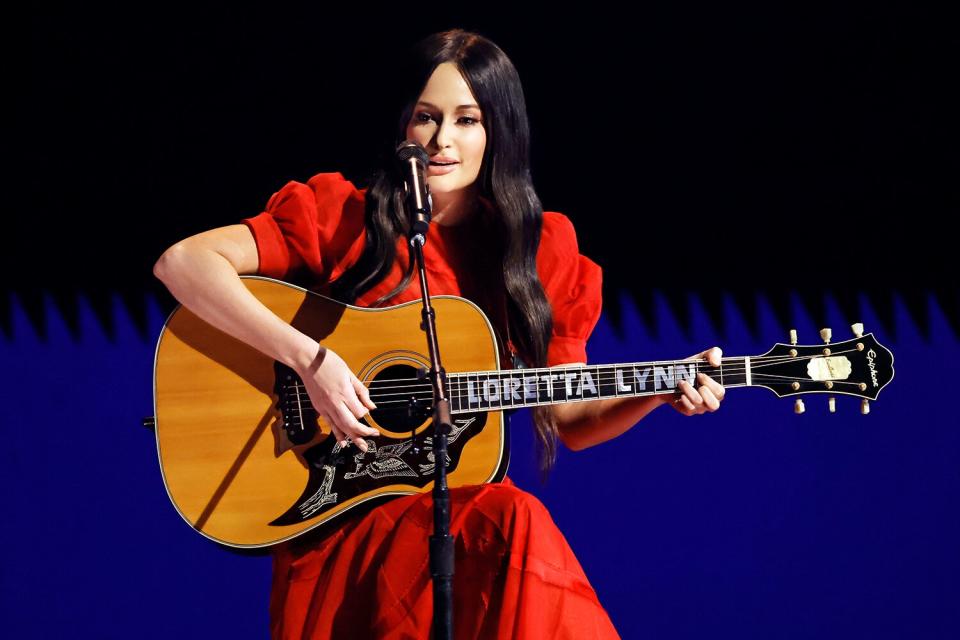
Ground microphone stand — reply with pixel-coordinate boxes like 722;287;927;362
406;179;454;640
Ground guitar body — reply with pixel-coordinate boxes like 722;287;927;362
154;276;507;548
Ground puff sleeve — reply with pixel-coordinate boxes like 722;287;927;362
537;212;603;366
241;172;366;284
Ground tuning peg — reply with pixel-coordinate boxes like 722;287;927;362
789;329;797;345
828;397;836;413
820;327;832;343
851;322;864;338
794;398;805;414
861;399;870;415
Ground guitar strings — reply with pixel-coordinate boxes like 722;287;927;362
284;347;868;407
290;373;868;410
292;366;854;398
350;348;862;387
292;347;858;393
289;350;858;395
291;375;865;407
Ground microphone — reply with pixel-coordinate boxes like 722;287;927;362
396;140;432;238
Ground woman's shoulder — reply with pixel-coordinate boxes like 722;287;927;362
301;171;367;205
258;171;366;217
536;209;602;298
242;170;368;282
304;171;365;193
539;210;584;260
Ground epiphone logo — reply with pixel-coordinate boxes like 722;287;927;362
866;349;880;387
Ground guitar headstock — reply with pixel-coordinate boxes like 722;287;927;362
752;323;894;414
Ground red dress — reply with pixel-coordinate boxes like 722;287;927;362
242;172;617;639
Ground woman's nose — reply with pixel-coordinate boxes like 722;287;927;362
434;118;455;149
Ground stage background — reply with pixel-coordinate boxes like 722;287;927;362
4;5;957;639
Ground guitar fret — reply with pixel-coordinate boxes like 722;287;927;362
470;371;477;411
498;371;507;410
615;365;628;396
480;371;490;411
720;357;747;387
502;371;510;409
553;368;565;402
458;373;463;412
450;374;459;413
498;371;508;410
519;370;534;406
504;371;518;409
539;368;554;404
514;370;524;407
475;371;484;410
485;371;498;410
597;365;612;399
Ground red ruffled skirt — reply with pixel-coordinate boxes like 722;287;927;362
269;477;620;639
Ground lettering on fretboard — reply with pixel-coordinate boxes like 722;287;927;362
448;359;745;413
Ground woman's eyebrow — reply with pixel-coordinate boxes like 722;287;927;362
417;101;481;111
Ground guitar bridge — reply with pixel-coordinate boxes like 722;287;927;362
274;362;318;445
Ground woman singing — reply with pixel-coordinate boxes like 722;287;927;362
154;27;725;639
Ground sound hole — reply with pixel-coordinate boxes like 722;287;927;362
367;364;433;433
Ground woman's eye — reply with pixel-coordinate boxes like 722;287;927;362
415;113;479;125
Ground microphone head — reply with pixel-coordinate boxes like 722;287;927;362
396;139;429;166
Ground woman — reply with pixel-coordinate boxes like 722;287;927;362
154;28;725;639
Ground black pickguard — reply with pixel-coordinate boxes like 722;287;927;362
270;410;488;526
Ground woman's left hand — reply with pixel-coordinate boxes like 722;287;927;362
668;346;726;416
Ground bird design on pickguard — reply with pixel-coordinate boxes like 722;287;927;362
343;440;417;480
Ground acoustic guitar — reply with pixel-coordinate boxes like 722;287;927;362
152;276;895;548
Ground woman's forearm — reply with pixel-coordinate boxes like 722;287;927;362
553;392;672;451
153;244;319;372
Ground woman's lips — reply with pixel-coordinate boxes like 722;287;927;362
427;162;459;176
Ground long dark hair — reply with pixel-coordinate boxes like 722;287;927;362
331;29;561;473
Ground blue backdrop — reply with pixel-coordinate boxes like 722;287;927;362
1;290;955;638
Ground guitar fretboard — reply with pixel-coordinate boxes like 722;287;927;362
447;358;750;413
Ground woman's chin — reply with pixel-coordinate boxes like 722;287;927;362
426;179;463;194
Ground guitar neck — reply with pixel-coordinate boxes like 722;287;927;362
448;357;752;414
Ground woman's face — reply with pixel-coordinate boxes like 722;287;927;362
405;62;486;201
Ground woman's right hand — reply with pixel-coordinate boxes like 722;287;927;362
296;345;379;452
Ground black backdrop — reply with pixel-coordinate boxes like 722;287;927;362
7;4;957;342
